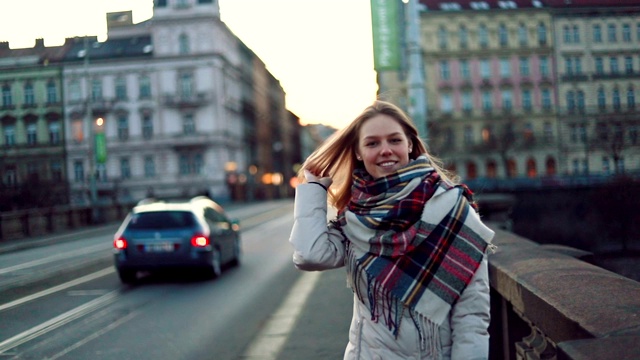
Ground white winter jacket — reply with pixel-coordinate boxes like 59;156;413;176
289;183;491;360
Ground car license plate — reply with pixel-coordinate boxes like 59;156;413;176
145;242;174;253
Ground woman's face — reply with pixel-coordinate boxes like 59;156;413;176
356;114;412;179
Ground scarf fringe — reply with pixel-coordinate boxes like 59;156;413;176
410;311;443;359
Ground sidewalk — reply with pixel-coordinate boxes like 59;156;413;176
277;268;353;360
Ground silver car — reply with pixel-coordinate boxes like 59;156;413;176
113;196;241;284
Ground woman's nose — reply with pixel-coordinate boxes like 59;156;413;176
380;143;392;155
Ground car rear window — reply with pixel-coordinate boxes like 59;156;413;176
127;211;197;230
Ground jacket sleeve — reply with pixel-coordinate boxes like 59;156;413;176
289;183;346;271
450;256;490;360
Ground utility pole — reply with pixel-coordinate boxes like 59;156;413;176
83;36;98;222
405;0;428;140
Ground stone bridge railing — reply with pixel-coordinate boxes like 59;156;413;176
487;225;640;360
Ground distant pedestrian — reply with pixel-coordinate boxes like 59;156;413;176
289;100;495;359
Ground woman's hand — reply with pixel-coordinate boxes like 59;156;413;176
304;169;333;190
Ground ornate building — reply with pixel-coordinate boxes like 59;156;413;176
376;0;640;185
0;39;72;210
0;0;299;209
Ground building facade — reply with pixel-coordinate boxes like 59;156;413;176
376;0;640;185
0;0;300;209
0;40;71;210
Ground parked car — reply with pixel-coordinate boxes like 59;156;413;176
113;196;241;284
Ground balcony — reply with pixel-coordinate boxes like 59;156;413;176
163;92;210;109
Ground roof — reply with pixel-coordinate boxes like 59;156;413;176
61;35;153;63
0;38;76;66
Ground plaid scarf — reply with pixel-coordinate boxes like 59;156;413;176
336;156;493;336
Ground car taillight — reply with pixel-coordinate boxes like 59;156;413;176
191;234;210;247
114;237;128;250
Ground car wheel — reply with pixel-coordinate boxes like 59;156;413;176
118;269;137;284
207;248;222;279
230;238;241;267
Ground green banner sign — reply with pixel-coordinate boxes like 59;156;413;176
370;0;401;71
95;133;107;164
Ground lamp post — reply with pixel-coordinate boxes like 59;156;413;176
405;0;428;140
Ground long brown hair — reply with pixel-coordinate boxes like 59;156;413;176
299;100;458;210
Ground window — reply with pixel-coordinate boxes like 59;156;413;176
522;89;532;111
628;87;636;108
179;153;204;175
115;77;127;100
608;23;617;42
565;57;573;75
144;156;155;177
91;78;102;101
464;125;473;145
439;61;450;80
460;60;470;80
625;56;633;74
440;94;453;113
573;25;580;43
139;75;151;99
577;90;585;111
499;24;508;46
519;57;530;77
462;91;473;112
438;26;448;49
597;87;606;110
3;124;15;146
183;114;196;134
610;57;619;74
566;90;575;111
69;80;81;101
479;24;489;47
482;91;492;111
480;59;491;79
24;83;35;105
46;81;57;103
27;123;37;145
623;24;631;42
3;166;17;187
459;26;468;48
537;22;547;45
120;157;131;179
49;122;60;145
156;0;167;7
526;158;536;178
466;161;477;179
518;24;528;46
486;160;498;179
179;33;190;54
482;126;494;145
51;160;63;181
541;89;552;110
563;25;572;43
595;57;604;74
499;58;511;77
72;119;84;143
502;90;513;110
613;88;621;110
74;160;84;182
142;114;153;139
2;84;12;107
593;24;602;43
180;73;193;99
539;56;549;77
117;114;129;140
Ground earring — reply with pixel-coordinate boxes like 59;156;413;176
408;147;412;153
356;155;362;161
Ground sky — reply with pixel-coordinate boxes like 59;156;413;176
0;0;379;129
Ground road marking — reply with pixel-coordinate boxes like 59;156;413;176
46;310;139;360
0;267;114;312
0;290;120;354
0;243;111;275
241;270;321;360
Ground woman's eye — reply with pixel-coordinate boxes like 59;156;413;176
365;141;377;147
390;138;401;143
